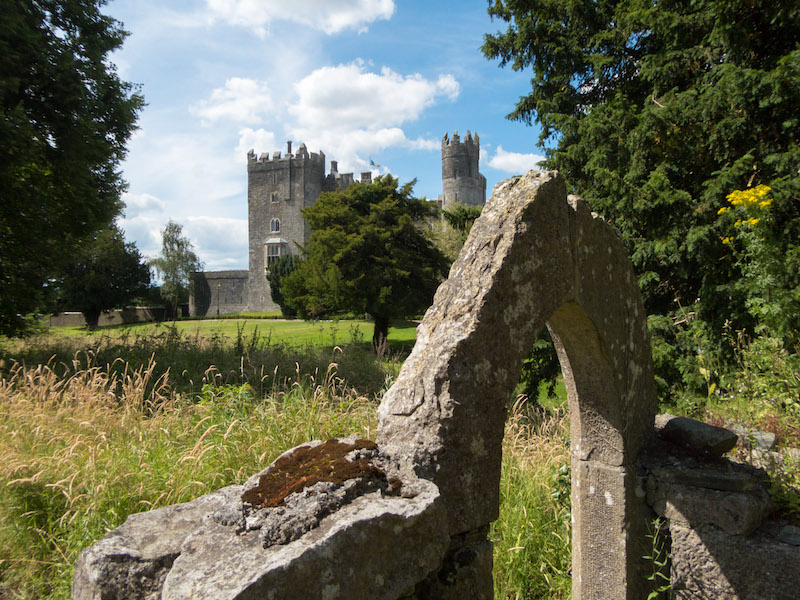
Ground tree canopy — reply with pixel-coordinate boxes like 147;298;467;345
483;1;800;357
0;0;144;335
56;224;150;328
150;221;202;318
282;176;449;349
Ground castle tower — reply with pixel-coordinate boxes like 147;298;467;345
245;141;326;311
440;130;487;209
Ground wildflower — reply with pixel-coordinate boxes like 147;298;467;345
722;237;731;244
717;206;729;215
746;218;760;226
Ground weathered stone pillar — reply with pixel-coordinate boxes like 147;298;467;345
378;171;657;598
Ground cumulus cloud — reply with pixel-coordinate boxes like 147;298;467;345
290;62;459;132
122;192;166;218
282;61;458;171
488;145;546;174
190;78;273;124
235;128;278;160
185;216;248;270
207;0;395;36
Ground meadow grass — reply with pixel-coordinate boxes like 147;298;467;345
0;328;573;599
46;318;419;351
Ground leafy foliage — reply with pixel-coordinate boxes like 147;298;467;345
428;203;483;263
149;221;202;318
0;0;144;335
282;176;449;348
483;0;800;392
266;253;302;317
55;225;150;328
442;203;483;235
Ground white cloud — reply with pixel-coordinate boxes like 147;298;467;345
122;192;166;218
290;62;459;132
185;216;248;270
118;215;164;259
488;145;546;174
190;78;273;124
207;0;395;36
236;128;278;160
283;61;457;171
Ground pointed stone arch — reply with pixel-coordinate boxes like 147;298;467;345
378;170;657;599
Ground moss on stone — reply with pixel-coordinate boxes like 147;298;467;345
241;439;387;508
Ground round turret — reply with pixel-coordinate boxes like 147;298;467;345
441;130;486;209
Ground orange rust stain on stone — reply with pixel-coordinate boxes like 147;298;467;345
241;439;385;508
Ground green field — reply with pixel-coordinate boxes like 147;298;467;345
48;318;419;351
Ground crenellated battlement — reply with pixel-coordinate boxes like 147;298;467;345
247;142;326;170
442;129;480;149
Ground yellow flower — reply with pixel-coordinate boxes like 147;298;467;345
760;199;773;208
722;237;731;245
747;218;760;226
734;219;742;227
717;206;729;215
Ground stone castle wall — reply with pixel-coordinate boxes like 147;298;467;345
245;143;326;313
190;270;249;317
192;132;487;316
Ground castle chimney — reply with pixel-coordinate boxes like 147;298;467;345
331;160;338;174
286;141;292;155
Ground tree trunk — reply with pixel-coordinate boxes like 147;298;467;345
372;315;389;353
83;309;101;330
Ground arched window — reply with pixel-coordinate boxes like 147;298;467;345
270;192;279;203
270;219;280;233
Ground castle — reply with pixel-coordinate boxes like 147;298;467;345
190;131;486;316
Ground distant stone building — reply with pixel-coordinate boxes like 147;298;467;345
190;131;485;316
440;131;486;209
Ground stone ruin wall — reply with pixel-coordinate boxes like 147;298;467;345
75;171;800;599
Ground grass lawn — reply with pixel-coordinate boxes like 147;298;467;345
48;318;420;351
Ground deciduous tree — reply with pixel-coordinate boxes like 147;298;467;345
0;0;144;335
150;221;202;319
282;176;449;349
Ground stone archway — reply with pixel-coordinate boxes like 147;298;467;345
378;171;657;599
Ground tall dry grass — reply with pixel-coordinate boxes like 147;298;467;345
0;331;571;599
0;352;376;599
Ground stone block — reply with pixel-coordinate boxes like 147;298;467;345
658;414;738;456
647;471;771;535
73;441;449;600
669;523;800;599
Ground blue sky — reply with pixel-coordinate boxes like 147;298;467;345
107;0;546;271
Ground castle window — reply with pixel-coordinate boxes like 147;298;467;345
272;173;277;184
266;244;281;267
271;192;279;203
270;218;280;233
